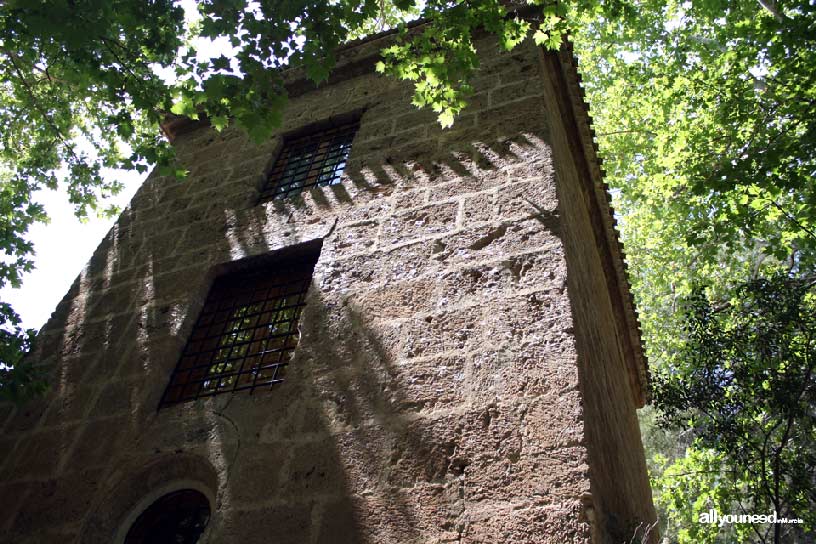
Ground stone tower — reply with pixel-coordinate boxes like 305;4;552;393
0;31;656;544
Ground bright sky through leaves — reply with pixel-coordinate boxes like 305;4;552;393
0;0;230;331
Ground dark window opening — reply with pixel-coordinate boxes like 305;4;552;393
160;253;318;407
124;489;210;544
260;119;359;201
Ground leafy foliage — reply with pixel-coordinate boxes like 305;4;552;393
652;276;816;542
377;0;531;127
568;0;816;540
0;0;189;394
652;448;747;543
0;301;43;403
570;0;816;317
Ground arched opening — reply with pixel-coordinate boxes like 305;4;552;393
124;488;211;544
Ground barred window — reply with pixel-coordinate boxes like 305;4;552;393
160;255;317;407
259;119;359;201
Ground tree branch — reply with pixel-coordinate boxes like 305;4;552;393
595;129;657;137
2;50;83;166
756;0;786;22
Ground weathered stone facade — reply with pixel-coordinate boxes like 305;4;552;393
0;32;656;544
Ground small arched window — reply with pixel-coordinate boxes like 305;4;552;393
124;488;211;544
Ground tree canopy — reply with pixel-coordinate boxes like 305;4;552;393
653;276;815;542
569;0;816;540
1;0;815;541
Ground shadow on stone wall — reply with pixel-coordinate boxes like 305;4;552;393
1;126;578;543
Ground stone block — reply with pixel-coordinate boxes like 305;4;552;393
386;354;467;412
434;261;517;311
429;220;562;268
0;435;18;473
153;266;210;303
489;80;543;108
467;347;578;402
478;97;547;132
333;220;380;254
137;404;232;453
387;416;460;487
0;481;29;531
501;248;568;291
329;426;393;494
349;491;447;544
252;391;317;444
467;90;489;110
282;439;348;498
453;404;524;463
163;201;219;230
307;364;394;429
522;393;585;451
464;447;589;503
299;291;404;363
17;528;79;544
4;398;48;435
66;416;130;470
336;195;392;224
482;291;572;347
188;155;235;179
218;502;315;544
42;384;97;426
27;330;63;363
179;220;228;251
381;202;458;246
147;227;185;255
427;173;500;201
315;497;363;544
374;239;437;285
318;254;379;293
496;177;557;223
461;500;592;544
88;380;138;419
393;109;437;134
86;284;139;319
393;187;429;211
357;117;395;142
41;355;90;391
401;306;482;359
9;470;103;534
6;425;76;480
229;444;289;506
463;192;496;226
349;278;438;320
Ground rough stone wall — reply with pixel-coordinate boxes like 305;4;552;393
0;35;655;544
538;50;658;542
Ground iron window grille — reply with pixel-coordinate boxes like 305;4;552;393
259;119;359;201
159;257;316;407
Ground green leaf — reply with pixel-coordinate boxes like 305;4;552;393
211;115;229;131
438;109;454;128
